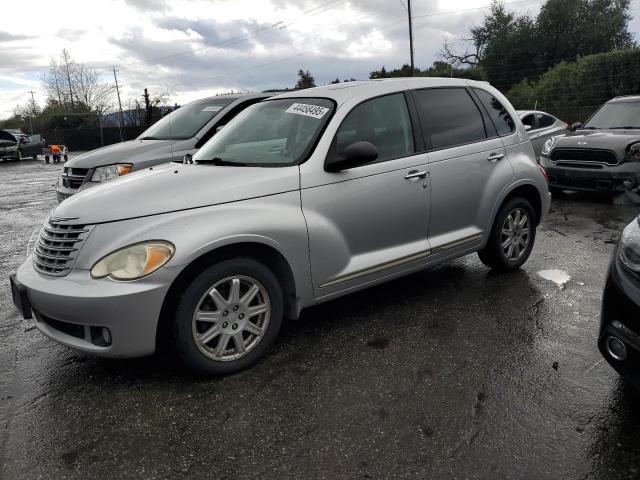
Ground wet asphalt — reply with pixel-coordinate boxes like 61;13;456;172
1;156;640;480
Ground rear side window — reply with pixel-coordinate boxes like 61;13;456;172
536;113;555;128
330;93;414;163
414;88;486;150
474;88;515;136
521;114;535;130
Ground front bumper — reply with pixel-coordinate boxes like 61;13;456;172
13;258;175;358
0;149;19;160
599;251;640;386
541;156;640;192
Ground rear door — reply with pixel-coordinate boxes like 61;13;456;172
413;87;514;253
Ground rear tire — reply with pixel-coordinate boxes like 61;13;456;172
173;258;283;376
478;197;536;272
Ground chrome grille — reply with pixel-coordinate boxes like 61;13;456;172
33;220;92;276
61;167;89;189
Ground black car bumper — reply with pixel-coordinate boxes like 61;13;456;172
541;156;640;192
599;251;640;386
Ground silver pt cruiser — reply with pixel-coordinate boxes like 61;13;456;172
11;78;550;376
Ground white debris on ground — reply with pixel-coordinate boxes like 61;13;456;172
537;269;571;289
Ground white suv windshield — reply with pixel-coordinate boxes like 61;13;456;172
138;96;237;140
193;98;334;166
584;101;640;129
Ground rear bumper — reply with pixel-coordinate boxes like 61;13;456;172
14;258;175;358
541;156;640;192
599;251;640;386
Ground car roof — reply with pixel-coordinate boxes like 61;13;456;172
271;77;491;107
516;110;555;117
189;92;273;105
609;95;640;103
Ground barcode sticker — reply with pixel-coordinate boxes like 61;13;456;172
285;103;329;119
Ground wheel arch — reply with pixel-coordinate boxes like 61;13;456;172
495;181;544;226
156;241;299;352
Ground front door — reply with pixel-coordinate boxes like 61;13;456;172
301;92;431;298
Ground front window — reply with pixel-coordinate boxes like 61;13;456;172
584;101;640;129
193;98;334;166
138;96;237;140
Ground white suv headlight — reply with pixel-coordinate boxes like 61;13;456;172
541;138;556;157
91;164;132;182
90;241;175;280
619;218;640;272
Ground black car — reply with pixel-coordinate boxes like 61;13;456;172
0;130;43;160
540;95;640;194
600;216;640;387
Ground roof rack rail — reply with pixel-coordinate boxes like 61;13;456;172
613;94;640;100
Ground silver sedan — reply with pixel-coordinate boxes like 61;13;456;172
518;110;568;160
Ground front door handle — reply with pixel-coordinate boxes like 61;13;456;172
487;153;505;161
404;170;428;180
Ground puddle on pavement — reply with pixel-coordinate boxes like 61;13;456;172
537;269;571;289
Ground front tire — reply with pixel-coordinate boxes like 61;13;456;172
478;197;536;272
173;258;283;376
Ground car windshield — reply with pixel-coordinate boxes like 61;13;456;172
584;101;640;129
138;96;237;140
193;98;334;166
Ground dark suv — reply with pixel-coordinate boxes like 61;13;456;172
540;95;640;193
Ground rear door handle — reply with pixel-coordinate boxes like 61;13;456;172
487;153;505;161
404;170;428;180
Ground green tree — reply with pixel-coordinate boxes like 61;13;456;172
295;69;316;89
443;0;635;91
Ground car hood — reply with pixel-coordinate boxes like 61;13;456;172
64;138;174;169
0;130;17;144
52;163;300;224
554;129;640;153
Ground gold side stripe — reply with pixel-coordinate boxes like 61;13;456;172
320;249;432;288
319;232;484;288
430;233;484;254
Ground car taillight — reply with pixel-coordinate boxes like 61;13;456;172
538;165;548;183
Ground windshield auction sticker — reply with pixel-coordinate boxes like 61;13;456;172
285;103;329;119
202;106;223;112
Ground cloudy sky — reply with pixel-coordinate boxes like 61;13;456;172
1;0;639;119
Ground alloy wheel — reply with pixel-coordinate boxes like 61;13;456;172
501;208;530;261
192;275;271;362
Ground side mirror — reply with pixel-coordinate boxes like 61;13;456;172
215;125;225;133
183;153;193;164
20;137;28;143
524;124;533;132
570;122;582;132
325;141;378;172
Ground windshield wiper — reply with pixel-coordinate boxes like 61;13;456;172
139;136;158;140
196;157;246;166
609;126;640;129
581;126;599;129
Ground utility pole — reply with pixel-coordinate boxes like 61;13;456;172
408;0;414;75
28;90;37;135
113;66;124;142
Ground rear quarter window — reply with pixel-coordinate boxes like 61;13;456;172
474;88;516;137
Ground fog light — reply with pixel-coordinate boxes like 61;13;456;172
101;328;112;346
605;335;627;361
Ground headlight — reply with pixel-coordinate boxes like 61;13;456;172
626;142;640;162
541;138;556;157
619;218;640;272
90;241;175;280
91;164;132;182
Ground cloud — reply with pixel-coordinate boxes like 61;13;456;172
0;32;32;42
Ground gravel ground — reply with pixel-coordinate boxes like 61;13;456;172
1;156;640;479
